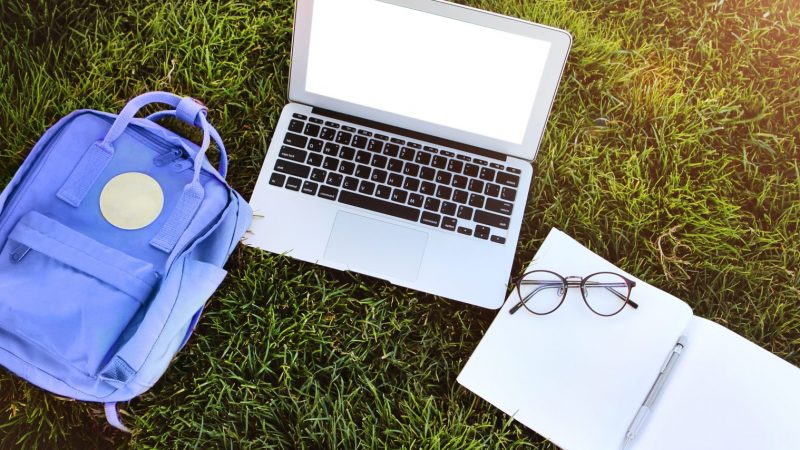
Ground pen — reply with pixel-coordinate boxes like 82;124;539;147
621;335;688;450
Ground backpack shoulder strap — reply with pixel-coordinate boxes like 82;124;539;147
104;402;131;433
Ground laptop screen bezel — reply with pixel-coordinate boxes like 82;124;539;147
288;0;572;162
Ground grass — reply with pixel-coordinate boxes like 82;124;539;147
0;0;798;448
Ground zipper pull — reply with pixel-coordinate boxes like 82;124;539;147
153;148;185;167
10;245;31;263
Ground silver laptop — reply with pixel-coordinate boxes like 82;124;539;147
246;0;571;309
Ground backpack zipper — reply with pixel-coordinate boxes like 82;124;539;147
9;244;31;263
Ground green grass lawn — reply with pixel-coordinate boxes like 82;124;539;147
1;0;798;448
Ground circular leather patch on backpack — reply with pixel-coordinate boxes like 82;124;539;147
99;172;164;230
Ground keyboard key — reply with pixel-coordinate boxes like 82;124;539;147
390;137;406;145
501;187;517;201
352;135;368;149
479;167;496;181
358;129;372;136
403;177;420;192
452;190;469;204
474;158;488;166
490;162;504;170
320;127;337;140
387;173;404;187
421;211;441;227
468;179;485;193
424;197;441;211
507;167;522;174
269;173;286;187
440;201;457;216
322;157;338;171
474;210;510;229
338;161;355;175
310;168;326;182
431;155;447;169
343;176;359;191
339;191;420;222
355;150;371;164
435;171;452;185
288;119;304;133
415;151;431;165
279;145;307;163
440;150;455;157
318;185;338;201
335;131;352;145
486;198;513;215
457;205;473;220
309;117;323;124
463;163;479;177
308;139;323;152
339;146;356;160
374;133;389;141
383;143;400;157
301;180;318;195
496;171;520;187
323;142;340;156
447;159;463;173
306;153;323;167
342;125;356;132
375;185;392;199
326;172;343;187
457;226;472;236
474;225;490;240
442;217;457;231
358;180;376;195
371;169;388;184
452;175;468;189
355;165;371;179
420;167;436;181
292;113;307;120
456;154;471;161
399;147;416;161
284;132;307;148
387;158;404;172
303;123;320;137
286;177;302;191
420;181;436;195
403;163;420;177
407;142;421;149
368;139;384;152
423;145;439;153
484;183;500;197
371;154;388;169
274;159;310;178
491;235;506;244
391;189;408;203
469;193;485;208
408;193;424;207
435;185;452;200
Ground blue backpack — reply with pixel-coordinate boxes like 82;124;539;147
0;92;252;431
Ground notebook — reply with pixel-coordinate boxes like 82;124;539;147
457;228;800;450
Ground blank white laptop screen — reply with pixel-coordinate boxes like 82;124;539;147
305;0;552;145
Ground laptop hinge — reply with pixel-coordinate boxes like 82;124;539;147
311;107;508;162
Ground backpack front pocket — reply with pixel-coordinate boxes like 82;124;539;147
0;211;157;375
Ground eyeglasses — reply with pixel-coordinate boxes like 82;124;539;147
509;270;639;317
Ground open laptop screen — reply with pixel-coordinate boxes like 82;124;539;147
304;0;552;146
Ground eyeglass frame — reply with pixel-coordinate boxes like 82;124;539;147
509;270;639;317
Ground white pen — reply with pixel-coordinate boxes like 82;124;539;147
621;335;688;450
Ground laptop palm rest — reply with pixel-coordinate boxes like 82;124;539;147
324;211;428;282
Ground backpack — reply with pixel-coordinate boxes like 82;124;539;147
0;91;252;431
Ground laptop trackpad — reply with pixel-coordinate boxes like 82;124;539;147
324;211;428;282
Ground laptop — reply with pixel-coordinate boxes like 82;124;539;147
246;0;571;309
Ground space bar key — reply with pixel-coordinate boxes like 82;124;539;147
339;191;420;222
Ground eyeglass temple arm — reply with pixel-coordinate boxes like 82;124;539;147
509;282;562;315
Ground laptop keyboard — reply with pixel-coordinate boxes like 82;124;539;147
268;113;521;244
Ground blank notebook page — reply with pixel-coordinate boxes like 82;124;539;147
457;228;693;450
633;316;800;450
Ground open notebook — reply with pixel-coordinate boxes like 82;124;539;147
457;228;800;450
